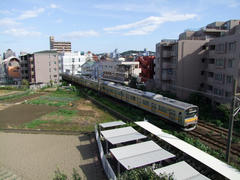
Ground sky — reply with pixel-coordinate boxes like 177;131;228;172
0;0;239;55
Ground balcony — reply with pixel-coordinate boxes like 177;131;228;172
162;62;176;69
207;77;214;84
162;50;171;58
162;72;172;80
207;64;215;70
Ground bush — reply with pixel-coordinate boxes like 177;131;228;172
119;167;173;180
53;168;81;180
53;168;67;180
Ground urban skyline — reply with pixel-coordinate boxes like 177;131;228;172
0;0;239;55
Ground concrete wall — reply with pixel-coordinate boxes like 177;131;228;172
176;40;207;99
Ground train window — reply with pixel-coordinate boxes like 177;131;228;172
130;95;136;101
142;100;149;106
152;103;157;110
158;105;167;113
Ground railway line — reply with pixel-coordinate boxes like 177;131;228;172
81;89;240;157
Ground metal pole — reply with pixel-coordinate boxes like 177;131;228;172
226;79;237;163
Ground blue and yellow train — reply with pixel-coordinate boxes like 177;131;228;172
62;74;198;131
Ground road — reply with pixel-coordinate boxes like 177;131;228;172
0;132;106;180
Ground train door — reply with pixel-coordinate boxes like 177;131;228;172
169;110;176;122
151;103;157;113
137;97;141;105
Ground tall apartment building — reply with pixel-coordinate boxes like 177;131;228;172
154;19;240;103
50;36;71;53
20;50;59;84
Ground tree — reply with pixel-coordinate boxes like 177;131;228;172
21;79;29;88
129;77;137;89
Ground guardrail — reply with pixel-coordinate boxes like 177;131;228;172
95;125;117;180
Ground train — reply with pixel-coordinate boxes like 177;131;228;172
62;74;198;131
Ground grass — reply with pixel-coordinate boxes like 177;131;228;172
26;89;79;107
0;90;32;101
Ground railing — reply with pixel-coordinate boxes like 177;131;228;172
95;125;117;180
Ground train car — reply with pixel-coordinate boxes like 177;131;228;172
62;74;198;130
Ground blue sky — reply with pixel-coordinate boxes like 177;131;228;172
0;0;239;55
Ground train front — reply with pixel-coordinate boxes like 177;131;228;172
183;106;198;131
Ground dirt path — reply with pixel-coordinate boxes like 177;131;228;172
0;132;106;180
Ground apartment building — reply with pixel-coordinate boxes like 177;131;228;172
99;60;141;84
59;51;87;75
20;50;59;84
155;39;207;99
204;24;240;103
154;19;240;102
50;36;71;53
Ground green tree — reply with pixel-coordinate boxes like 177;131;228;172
129;77;137;89
21;79;29;88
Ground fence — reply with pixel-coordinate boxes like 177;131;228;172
95;125;117;180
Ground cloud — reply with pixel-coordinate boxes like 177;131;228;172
18;8;45;20
0;18;19;26
3;28;41;37
56;18;62;23
61;30;99;39
104;13;197;35
0;10;12;15
50;4;58;9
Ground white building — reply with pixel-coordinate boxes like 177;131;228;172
59;51;87;75
99;60;141;84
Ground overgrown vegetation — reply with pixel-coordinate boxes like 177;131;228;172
53;168;81;180
26;89;79;107
119;167;173;180
188;93;240;133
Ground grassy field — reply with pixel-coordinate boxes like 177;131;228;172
22;88;118;132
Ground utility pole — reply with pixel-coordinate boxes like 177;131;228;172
226;79;237;163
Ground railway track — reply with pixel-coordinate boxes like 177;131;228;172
198;121;240;138
188;122;240;157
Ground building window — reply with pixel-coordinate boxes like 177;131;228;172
214;73;224;81
49;69;51;72
79;58;80;62
49;62;51;66
215;43;225;52
229;42;236;52
72;58;75;62
54;61;56;64
213;88;224;96
208;58;215;64
54;75;57;78
201;71;205;75
228;59;233;68
54;68;56;71
226;75;233;84
215;58;224;68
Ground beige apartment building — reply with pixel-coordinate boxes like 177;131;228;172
154;19;240;103
20;50;59;84
50;36;71;53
